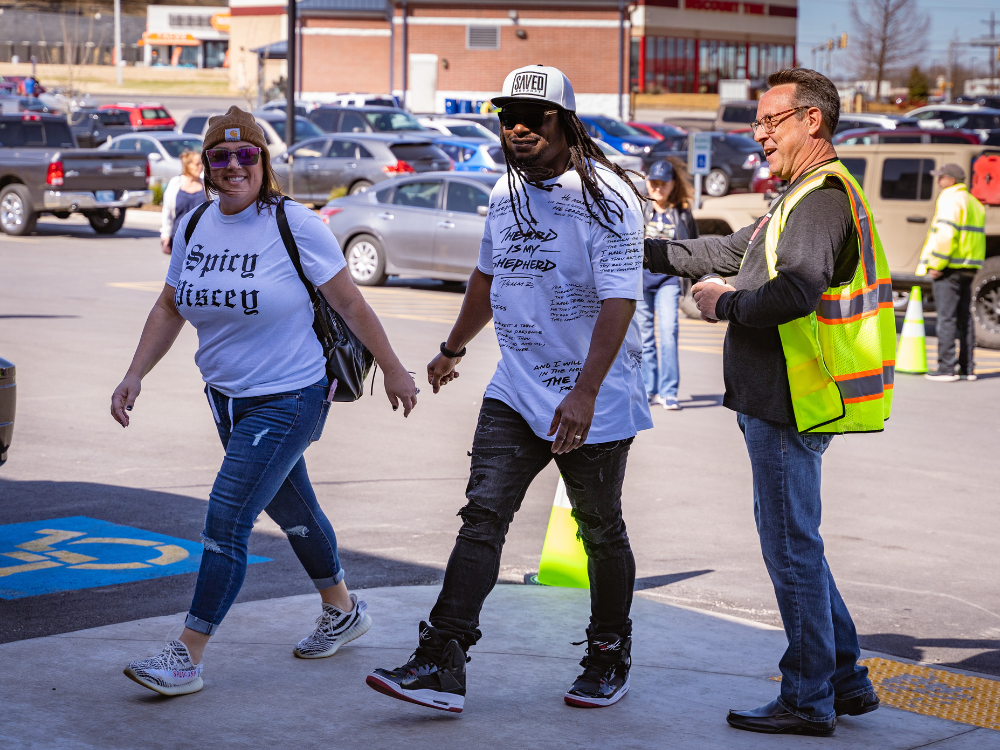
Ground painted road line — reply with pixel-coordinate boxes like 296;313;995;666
0;517;268;599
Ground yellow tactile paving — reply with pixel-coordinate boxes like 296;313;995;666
861;657;1000;731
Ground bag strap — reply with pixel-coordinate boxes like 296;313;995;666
183;200;214;245
276;198;322;307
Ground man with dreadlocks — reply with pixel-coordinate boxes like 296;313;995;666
366;65;652;714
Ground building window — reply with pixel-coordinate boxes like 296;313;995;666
643;37;794;93
169;14;213;28
467;26;500;50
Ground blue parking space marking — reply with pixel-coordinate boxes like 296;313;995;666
0;517;269;600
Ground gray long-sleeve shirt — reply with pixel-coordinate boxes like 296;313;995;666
645;164;860;424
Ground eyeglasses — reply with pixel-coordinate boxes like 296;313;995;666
205;146;262;169
750;106;809;135
498;109;559;130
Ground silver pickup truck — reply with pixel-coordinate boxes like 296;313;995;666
0;112;151;236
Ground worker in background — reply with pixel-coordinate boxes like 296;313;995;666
916;164;986;382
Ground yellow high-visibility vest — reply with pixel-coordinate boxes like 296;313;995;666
916;183;987;274
755;160;895;433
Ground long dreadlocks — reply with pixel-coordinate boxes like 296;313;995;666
500;108;647;239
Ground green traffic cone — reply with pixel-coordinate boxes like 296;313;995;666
896;285;928;374
535;476;589;589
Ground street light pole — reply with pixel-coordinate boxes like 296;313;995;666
114;0;122;86
286;0;296;148
618;0;624;120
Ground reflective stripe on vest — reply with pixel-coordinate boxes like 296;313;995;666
761;160;895;433
919;184;987;271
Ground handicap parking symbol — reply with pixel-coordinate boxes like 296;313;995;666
696;154;707;170
0;516;269;600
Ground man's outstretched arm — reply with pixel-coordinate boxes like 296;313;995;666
427;268;495;393
645;221;757;278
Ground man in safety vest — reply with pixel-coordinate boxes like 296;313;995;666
916;163;986;382
645;68;891;737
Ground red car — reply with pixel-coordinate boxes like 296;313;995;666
99;102;175;130
628;122;687;141
832;128;982;146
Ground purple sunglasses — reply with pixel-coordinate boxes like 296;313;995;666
206;146;261;169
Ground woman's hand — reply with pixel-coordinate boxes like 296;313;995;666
383;367;418;417
160;237;171;255
111;374;142;427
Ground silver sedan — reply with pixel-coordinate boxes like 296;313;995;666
321;172;500;286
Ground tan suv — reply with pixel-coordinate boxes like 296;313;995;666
691;143;1000;348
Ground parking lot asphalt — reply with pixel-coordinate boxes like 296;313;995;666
2;211;1000;683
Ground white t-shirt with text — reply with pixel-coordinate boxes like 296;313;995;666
166;200;346;398
477;165;653;443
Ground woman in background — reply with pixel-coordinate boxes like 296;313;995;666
635;157;698;410
160;149;204;254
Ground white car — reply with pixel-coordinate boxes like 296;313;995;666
595;139;644;174
418;117;500;142
99;132;204;185
835;112;918;133
906;104;1000;140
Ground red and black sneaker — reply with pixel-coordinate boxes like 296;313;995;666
367;621;467;713
564;632;631;708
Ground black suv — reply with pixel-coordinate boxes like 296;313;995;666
308;106;427;135
69;108;135;148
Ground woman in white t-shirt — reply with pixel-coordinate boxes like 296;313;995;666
110;107;417;697
159;149;204;254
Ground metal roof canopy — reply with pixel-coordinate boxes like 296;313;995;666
252;39;287;59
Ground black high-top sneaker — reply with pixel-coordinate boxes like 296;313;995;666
564;632;631;708
366;621;467;713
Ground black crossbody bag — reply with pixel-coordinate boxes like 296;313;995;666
182;198;375;402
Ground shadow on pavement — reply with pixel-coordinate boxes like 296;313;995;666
634;569;713;591
860;633;1000;677
680;394;724;409
0;479;443;644
31;224;159;240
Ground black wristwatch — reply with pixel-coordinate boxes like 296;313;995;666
440;342;467;359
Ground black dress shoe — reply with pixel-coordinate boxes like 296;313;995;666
727;698;836;736
835;692;880;716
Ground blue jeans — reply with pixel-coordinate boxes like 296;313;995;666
185;378;341;636
737;414;873;722
635;284;680;401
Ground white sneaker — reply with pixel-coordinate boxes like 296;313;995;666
124;640;203;696
294;594;371;659
924;373;960;382
649;395;666;407
662;399;681;411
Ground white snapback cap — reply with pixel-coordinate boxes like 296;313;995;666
492;65;576;112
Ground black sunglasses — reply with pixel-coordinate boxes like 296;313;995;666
498;109;559;130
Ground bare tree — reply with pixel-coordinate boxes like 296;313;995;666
850;0;930;101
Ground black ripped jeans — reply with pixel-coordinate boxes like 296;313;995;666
429;398;636;652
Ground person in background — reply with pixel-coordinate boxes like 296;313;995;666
160;149;204;255
915;163;986;382
636;158;698;410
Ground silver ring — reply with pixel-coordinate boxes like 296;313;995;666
574;435;582;440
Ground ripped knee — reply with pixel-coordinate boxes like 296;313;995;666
457;500;507;541
571;510;629;557
281;525;309;538
200;534;223;554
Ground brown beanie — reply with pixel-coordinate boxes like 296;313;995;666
203;106;268;151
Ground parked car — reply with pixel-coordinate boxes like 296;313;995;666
69;108;135;148
325;93;400;108
0;356;13;468
99;103;175;130
419;117;499;141
433;138;506;173
272;134;452;206
322;172;500;285
446;113;502;138
628;122;687;141
308;106;427;135
0;112;151;236
692;142;1000;347
259;100;311;117
594;139;644;175
577;115;658;157
99;132;203;185
714;100;758;132
906;105;1000;140
642;132;764;196
833;128;983;146
955;96;1000;108
835;113;919;133
175;109;325;156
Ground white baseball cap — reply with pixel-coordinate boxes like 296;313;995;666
492;65;576;112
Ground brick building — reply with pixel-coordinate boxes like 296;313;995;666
228;0;797;115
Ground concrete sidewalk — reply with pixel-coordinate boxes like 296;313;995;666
3;585;997;749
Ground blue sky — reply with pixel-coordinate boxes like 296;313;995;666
796;0;999;79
